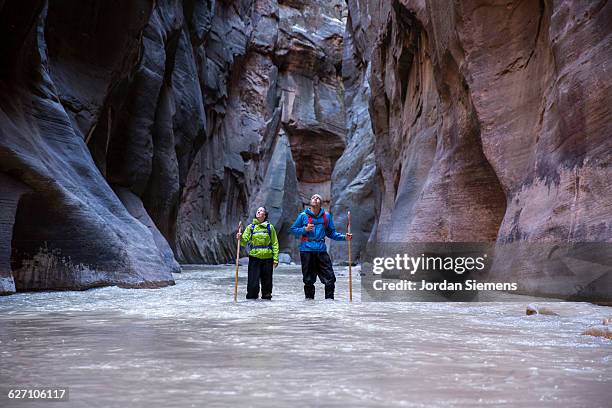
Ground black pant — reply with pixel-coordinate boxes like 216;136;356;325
300;251;336;299
247;256;273;299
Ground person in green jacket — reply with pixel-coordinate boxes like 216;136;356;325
236;206;280;300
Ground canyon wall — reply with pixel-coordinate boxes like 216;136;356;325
0;0;346;294
339;0;611;297
342;0;610;244
176;0;347;263
0;0;179;293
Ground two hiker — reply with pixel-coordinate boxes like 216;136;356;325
237;195;351;300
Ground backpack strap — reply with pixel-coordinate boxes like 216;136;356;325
249;222;272;249
251;223;271;235
301;212;328;242
248;224;255;247
301;213;312;242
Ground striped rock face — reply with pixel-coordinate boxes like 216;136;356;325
335;0;611;299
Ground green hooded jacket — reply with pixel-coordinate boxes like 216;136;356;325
240;218;280;263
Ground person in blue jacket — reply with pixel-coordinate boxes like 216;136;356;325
290;194;352;299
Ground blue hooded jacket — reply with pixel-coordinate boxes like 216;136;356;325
290;208;345;252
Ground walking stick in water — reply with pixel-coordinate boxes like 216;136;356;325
348;211;352;302
234;221;243;303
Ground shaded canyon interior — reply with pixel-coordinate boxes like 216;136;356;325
0;0;610;297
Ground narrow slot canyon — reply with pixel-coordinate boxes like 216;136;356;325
0;1;610;406
0;0;609;300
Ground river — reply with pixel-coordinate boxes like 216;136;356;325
0;265;610;407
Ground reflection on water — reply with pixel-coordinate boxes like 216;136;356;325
0;265;610;407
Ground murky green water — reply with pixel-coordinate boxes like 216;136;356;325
0;265;610;407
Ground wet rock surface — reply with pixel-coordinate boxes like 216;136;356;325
582;325;612;340
526;304;559;316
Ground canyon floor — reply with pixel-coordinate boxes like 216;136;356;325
0;265;610;407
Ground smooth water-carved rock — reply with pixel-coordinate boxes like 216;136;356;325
0;1;178;293
0;0;348;292
342;0;611;299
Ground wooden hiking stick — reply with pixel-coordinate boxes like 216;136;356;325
348;210;352;302
234;221;243;303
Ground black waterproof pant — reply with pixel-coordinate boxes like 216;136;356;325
300;251;336;299
246;256;273;300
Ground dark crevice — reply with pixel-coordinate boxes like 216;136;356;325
393;1;420;105
524;0;545;69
